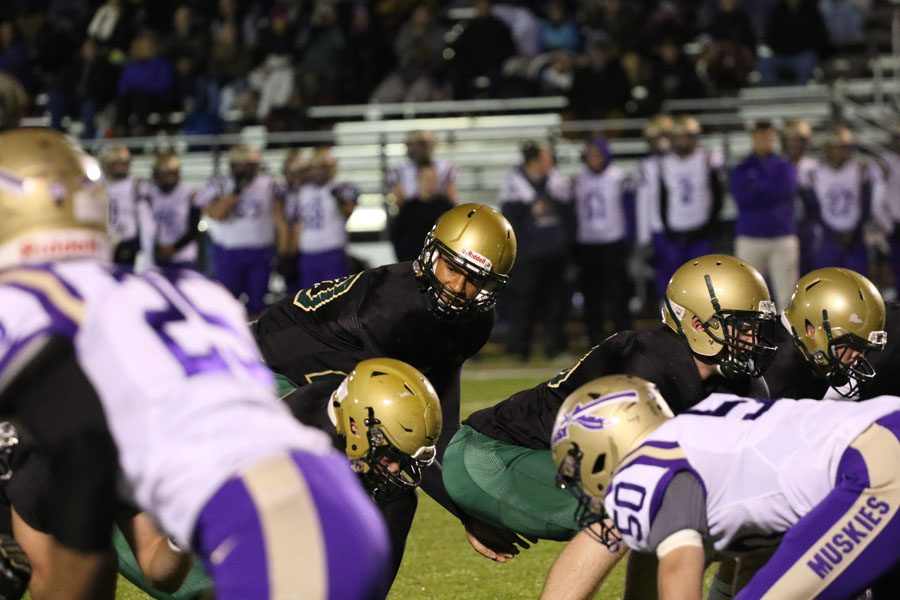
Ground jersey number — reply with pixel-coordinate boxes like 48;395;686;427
683;398;774;420
611;482;647;542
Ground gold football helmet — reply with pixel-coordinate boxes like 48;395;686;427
99;144;131;181
643;114;674;140
782;119;813;140
663;255;777;377
671;115;701;137
783;268;886;395
0;128;108;270
153;152;181;193
332;358;442;498
552;375;673;548
414;203;517;321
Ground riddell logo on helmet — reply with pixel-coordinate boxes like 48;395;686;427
20;237;99;260
460;248;492;271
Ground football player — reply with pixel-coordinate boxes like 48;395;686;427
0;128;388;599
766;267;888;400
197;144;279;318
387;130;459;206
141;153;202;269
251;203;530;571
781;120;820;275
551;374;900;600
100;144;149;268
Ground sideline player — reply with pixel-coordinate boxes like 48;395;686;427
0;128;388;599
141;153;202;270
551;374;900;600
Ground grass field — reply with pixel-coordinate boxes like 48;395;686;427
109;362;709;599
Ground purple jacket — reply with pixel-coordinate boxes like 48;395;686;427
117;57;173;97
729;153;798;237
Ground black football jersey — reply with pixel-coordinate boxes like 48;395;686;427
253;261;493;456
465;327;769;450
763;323;829;400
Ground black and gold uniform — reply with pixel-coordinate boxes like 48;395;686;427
254;261;492;456
859;301;900;400
763;323;829;400
443;254;777;541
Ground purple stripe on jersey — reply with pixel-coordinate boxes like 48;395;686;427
640;440;680;450
2;282;78;338
12;263;86;299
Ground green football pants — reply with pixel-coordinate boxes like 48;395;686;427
114;526;212;599
442;425;580;541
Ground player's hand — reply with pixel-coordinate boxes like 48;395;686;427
463;518;538;563
0;533;31;600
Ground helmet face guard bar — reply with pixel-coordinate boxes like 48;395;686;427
415;237;509;322
703;275;777;378
354;411;437;501
793;310;887;397
555;445;622;551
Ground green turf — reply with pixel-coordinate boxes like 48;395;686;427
109;363;705;598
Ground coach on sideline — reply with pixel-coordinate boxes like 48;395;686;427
729;120;799;310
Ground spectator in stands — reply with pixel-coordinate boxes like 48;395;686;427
87;0;135;54
729;121;799;310
581;0;641;54
652;38;707;101
819;0;871;49
47;38;119;140
388;130;459;205
803;126;883;276
759;0;828;85
161;5;210;113
285;150;358;290
338;4;392;104
391;164;454;262
209;22;250;88
295;2;345;105
492;3;540;58
450;0;516;99
370;4;446;103
539;1;581;53
782;120;821;274
648;115;725;298
115;31;173;136
705;0;757;91
499;141;572;361
568;35;630;119
0;21;35;93
197;144;278;319
572;136;632;344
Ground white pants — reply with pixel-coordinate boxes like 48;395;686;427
735;235;800;311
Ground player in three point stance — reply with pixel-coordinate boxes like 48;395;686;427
443;254;776;597
766;267;888;400
252;203;532;581
0;128;388;599
551;375;900;600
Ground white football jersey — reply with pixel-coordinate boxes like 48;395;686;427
636;155;663;244
143;183;200;264
285;182;348;254
498;167;570;205
810;161;868;232
606;394;900;557
197;174;276;248
571;166;627;244
107;177;141;243
0;261;332;547
657;149;721;232
878;152;900;228
388;158;458;199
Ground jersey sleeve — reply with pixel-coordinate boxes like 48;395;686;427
604;442;702;553
646;470;708;554
195;176;232;207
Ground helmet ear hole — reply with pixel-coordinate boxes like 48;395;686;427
591;453;606;475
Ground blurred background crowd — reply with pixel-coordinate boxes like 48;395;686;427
0;0;886;138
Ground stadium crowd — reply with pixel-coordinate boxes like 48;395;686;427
0;0;880;137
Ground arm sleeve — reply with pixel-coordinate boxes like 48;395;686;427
0;336;119;553
646;471;708;555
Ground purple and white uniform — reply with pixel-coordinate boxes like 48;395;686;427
650;149;723;296
197;174;277;315
877;152;900;286
142;182;201;268
571;165;628;245
0;261;389;599
606;393;900;600
107;177;142;245
285;181;354;289
387;158;458;199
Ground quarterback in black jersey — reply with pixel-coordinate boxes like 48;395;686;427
253;204;533;571
443;255;777;598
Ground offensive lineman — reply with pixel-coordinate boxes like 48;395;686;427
252;203;532;578
443;254;776;598
552;374;900;600
0;128;388;598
